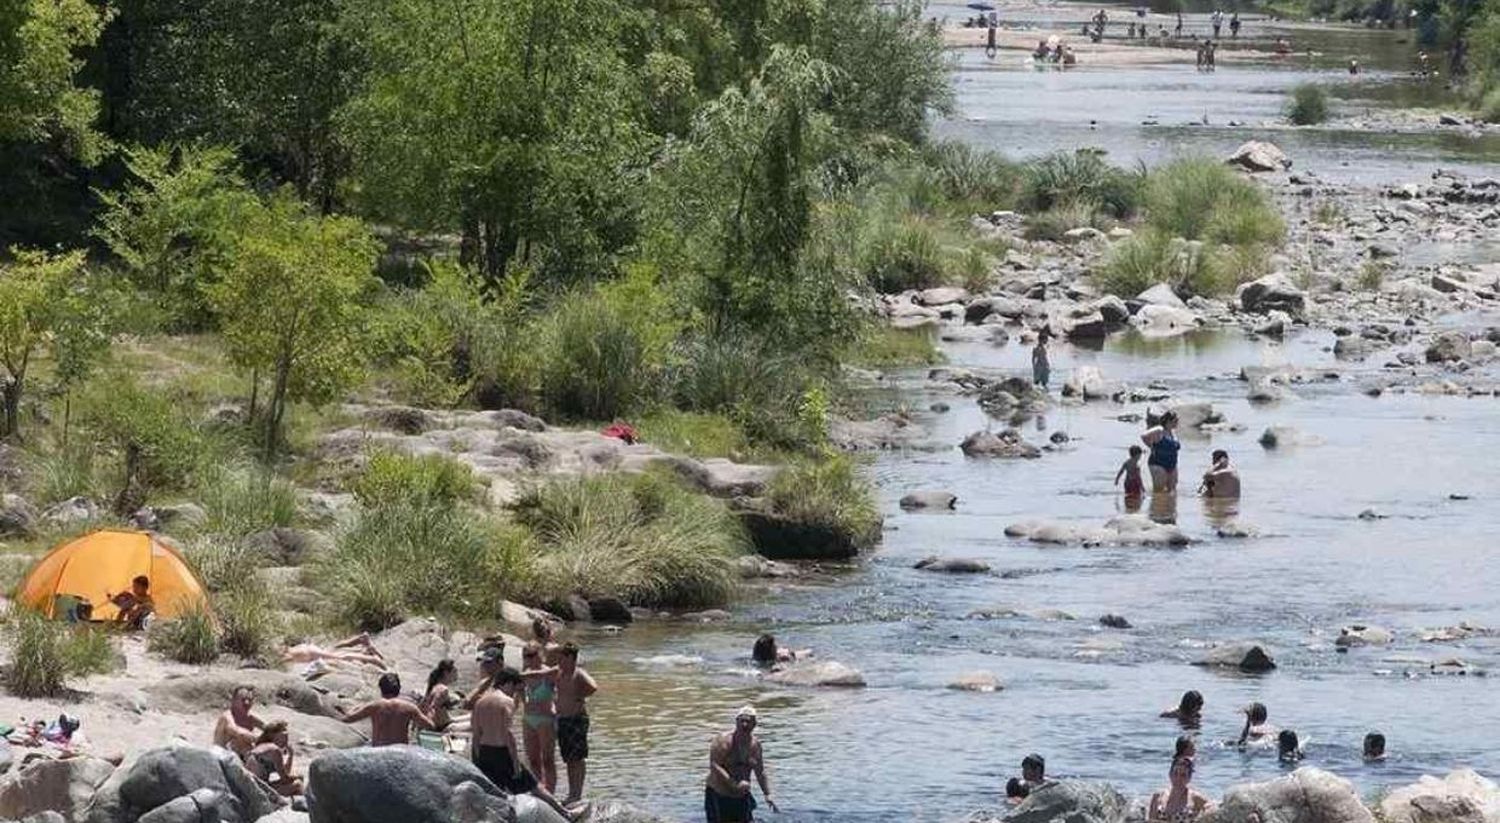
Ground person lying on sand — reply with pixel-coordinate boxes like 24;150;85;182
339;672;435;746
213;685;267;757
244;720;303;797
282;632;388;669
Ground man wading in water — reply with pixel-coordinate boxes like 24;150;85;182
555;642;598;806
705;706;779;822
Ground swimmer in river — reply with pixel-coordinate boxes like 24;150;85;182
1159;690;1204;728
1007;777;1030;805
1148;757;1213;822
1363;732;1386;761
1236;702;1275;746
1022;753;1047;788
1200;449;1240;499
1278;729;1304;763
1032;338;1050;389
751;634;811;668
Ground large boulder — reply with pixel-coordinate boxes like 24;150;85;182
764;661;866;688
961;430;1042;459
1049;309;1109;340
1228;141;1292;173
588;801;679;823
306;746;512;823
1238;274;1306;316
1091;296;1131;325
148;670;342;719
1202;768;1373;823
1132;304;1201;338
1137;283;1187;308
0;493;36;537
966;297;1032;324
82;744;279;823
738;509;878;561
244;527;322;566
1192;642;1277;673
137;789;244;823
916;286;970;306
1061;367;1120;401
1426;331;1473;363
913;556;991;574
1379;769;1500;823
1006;780;1129;823
1335;625;1394;648
0;756;115;820
42;496;98;527
1148;402;1220;430
899;491;958;511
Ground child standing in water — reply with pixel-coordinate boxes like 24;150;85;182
1032;338;1050;389
1116;445;1145;500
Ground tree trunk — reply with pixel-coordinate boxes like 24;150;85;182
62;393;72;448
263;357;292;463
248;367;260;422
1;376;22;440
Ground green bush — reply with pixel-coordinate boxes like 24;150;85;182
1024;202;1101;241
1481;88;1500;124
863;218;948;293
922;141;1021;212
538;273;677;421
1095;229;1178;297
216;587;277;659
844;324;942;367
77;375;217;495
670;335;832;452
767;456;882;550
1022;151;1141;218
351;451;475;509
197;466;298;537
513;473;744;609
148;601;220;664
1096;229;1270;298
636;410;750;460
1287;84;1329;125
187;535;264;594
25;445;106;507
1142;159;1284;246
6;611;67;696
62;625;119;677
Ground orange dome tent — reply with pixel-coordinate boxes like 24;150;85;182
17;530;212;621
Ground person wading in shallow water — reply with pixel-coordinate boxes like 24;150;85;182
1141;411;1181;493
705;706;779;822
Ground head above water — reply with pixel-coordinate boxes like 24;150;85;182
1363;732;1386;758
1179;690;1204;715
1248;702;1268;724
752;634;778;665
378;672;401;698
1212;449;1229;464
1006;778;1030;799
1175;735;1197;759
1022;754;1045;781
426;658;456;694
1278;729;1300;757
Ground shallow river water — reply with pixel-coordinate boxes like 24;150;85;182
566;9;1500;822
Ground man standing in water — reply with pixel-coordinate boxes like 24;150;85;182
1229;12;1241;37
471;661;579;819
556;642;598;806
1200;449;1241;498
705;706;779;822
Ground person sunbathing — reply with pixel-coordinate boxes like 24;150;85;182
282;632;388;669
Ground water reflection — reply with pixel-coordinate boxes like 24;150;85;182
1201;497;1241;529
1148;491;1180;524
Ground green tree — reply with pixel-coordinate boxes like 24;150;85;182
339;0;648;284
0;247;90;438
0;0;107;159
206;194;378;459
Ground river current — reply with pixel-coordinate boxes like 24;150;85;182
569;8;1500;822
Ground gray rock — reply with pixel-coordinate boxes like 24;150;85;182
1050;309;1109;340
1379;769;1500;823
1193;642;1277;672
137;788;241;823
1006;780;1130;823
1426;331;1473;363
18;812;68;823
147;670;342;719
1259;426;1320;449
1228;141;1292;173
0;493;35;537
256;812;312;823
948;672;1004;692
764;661;866;688
0;756;115;821
1201;768;1372;823
41;496;98;527
916;286;970;306
966;297;1031;324
913;556;991;574
1099;614;1132;629
1335;625;1394;647
961;430;1042;459
899;491;958;511
363;405;431;435
1132;304;1202;337
305;746;512;823
1062;366;1119;401
1092;296;1131;324
1150;402;1220;430
82;744;277;823
1333;336;1371;360
1238;274;1306;315
450;781;518;823
1137;283;1187;308
244;527;321;566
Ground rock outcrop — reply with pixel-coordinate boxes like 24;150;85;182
305;746;512;823
83;744;279;823
1201;768;1373;823
0;756;115;821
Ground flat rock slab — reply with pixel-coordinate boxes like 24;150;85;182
764;661;866;688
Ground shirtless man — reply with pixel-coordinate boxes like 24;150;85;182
470;661;577;819
1200;449;1241;499
705;707;779;822
339;672;435;746
212;686;265;757
555;642;599;805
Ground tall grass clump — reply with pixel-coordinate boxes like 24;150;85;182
538;273;677;421
669;335;831;453
1141;159;1284;247
767;456;882;550
351;451;476;509
1021;151;1142;219
149;601;220;664
1097;229;1268;299
1287;84;1329;125
196;465;298;537
922;141;1022;213
862;218;948;292
62;625;119;676
6;611;67;696
216;586;277;659
187;535;265;593
1481;88;1500;124
25;445;106;507
513;473;745;609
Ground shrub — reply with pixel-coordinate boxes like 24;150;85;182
1358;260;1389;291
1481;88;1500;124
1095;230;1177;297
513;473;744;609
767;456;882;550
844;324;942;367
1024;202;1101;241
636;410;749;459
922;141;1021;212
26;445;105;506
1143;159;1284;246
863;218;948;293
1096;230;1265;298
62;625;118;676
669;335;832;452
6;611;67;696
77;376;214;494
216;587;277;659
187;535;265;594
197;466;298;537
1287;84;1328;125
1312;200;1344;226
538;274;677;421
149;601;220;664
1022;151;1141;218
351;451;475;510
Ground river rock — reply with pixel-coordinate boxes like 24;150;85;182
1049;307;1109;340
1238;274;1306;315
257;812;311;823
1426;331;1473;363
913;556;991;574
1148;402;1220;430
0;756;115;821
1006;780;1130;823
1335;625;1394;647
42;496;98;527
1259;425;1320;449
1137;283;1187;308
1228;141;1293;173
961;430;1042;459
1099;614;1132;629
0;493;35;537
245;527;321;566
1333;336;1372;359
899;491;958;510
304;746;510;823
966;297;1031;324
739;510;872;561
916;286;970;306
1193;642;1277;672
499;600;562;634
82;744;278;823
1092;295;1131;324
587;801;679;823
1062;367;1119;401
1201;768;1372;823
1380;769;1500;823
1133;304;1202;337
948;672;1004;692
148;669;342;719
764;661;866;688
1247;381;1287;403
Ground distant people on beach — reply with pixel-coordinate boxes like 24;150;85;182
470;662;578;819
1349;59;1360;74
752;634;811;667
1141;411;1181;493
421;658;462;731
283;632;388;670
706;706;779;822
1148;757;1213;822
1211;9;1224;38
1274;37;1292;55
1175;12;1184;37
1200;450;1240;499
987;23;998;58
1160;690;1204;728
1229;13;1241;37
1116;445;1146;505
520;641;563;793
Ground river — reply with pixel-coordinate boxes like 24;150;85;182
569;9;1500;822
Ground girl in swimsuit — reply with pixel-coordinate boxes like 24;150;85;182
1148;756;1212;823
1141;411;1182;493
420;658;463;731
244;720;302;797
521;641;561;793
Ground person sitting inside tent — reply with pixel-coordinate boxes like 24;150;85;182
109;576;154;630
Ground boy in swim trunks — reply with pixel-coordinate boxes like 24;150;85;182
471;661;578;819
555;642;598;805
1116;445;1146;500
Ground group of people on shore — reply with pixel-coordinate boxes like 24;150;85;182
212;622;599;820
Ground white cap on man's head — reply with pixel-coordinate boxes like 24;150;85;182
736;705;758;721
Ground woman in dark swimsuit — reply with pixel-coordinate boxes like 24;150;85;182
1141;411;1181;493
244;720;302;797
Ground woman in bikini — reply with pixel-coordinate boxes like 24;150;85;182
244;720;302;797
1148;757;1212;823
420;659;464;732
521;641;561;794
1141;411;1182;493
